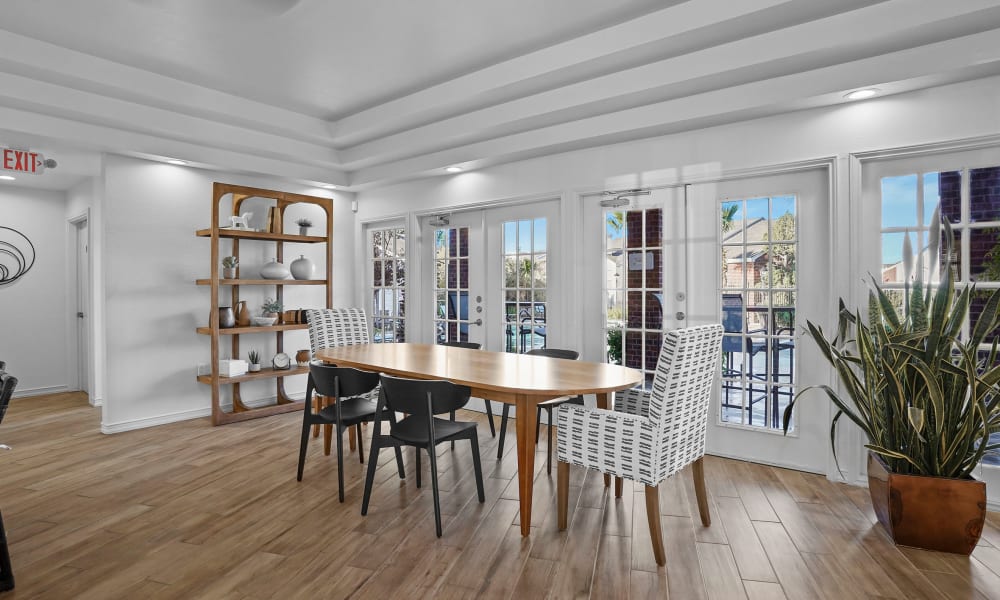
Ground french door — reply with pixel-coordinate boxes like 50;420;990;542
582;168;831;474
421;201;561;352
420;200;561;416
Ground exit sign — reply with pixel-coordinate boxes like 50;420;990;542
1;148;47;175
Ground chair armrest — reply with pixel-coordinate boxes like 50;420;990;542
555;404;658;485
615;387;651;418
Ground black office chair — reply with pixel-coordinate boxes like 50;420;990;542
496;348;581;474
0;369;18;591
440;341;496;439
361;374;485;537
297;364;403;503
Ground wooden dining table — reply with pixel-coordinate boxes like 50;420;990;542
314;342;643;536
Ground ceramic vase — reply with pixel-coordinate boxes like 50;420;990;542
260;258;289;280
236;301;251;327
218;307;236;329
299;226;309;236
222;267;237;279
290;255;315;280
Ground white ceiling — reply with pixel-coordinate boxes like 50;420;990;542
1;0;1000;191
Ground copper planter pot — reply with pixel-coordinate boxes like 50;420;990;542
867;451;986;555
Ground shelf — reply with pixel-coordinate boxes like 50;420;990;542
196;323;309;335
197;365;309;385
196;229;326;243
196;278;328;286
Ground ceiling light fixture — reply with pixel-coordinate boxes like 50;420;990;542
166;159;187;166
0;175;15;181
445;166;463;173
845;88;879;101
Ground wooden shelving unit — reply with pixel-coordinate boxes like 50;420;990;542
197;182;333;425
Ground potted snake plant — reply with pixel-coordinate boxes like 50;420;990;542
784;215;1000;554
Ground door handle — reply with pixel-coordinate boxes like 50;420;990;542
675;311;686;320
473;319;483;326
77;312;85;318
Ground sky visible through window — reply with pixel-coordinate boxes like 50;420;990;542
881;173;941;264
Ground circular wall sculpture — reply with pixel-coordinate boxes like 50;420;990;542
0;226;36;285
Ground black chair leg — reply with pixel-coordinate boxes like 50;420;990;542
469;432;485;503
546;406;553;475
484;400;496;437
427;445;443;537
361;439;381;515
450;410;456;450
394;447;405;479
296;417;311;482
415;447;422;488
497;404;511;460
357;423;365;464
0;509;12;592
535;405;542;443
336;423;346;503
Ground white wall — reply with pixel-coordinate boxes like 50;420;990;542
0;186;72;396
99;155;355;432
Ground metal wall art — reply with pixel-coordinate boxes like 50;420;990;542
0;226;35;285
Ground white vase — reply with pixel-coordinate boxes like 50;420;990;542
290;255;315;280
248;363;261;373
260;258;289;279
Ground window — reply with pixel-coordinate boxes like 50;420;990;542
433;227;470;343
502;218;547;353
370;227;406;343
605;208;664;388
719;196;797;429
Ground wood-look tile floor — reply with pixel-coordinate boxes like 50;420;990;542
2;392;1000;599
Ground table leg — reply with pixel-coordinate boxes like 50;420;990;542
596;392;611;488
515;393;537;537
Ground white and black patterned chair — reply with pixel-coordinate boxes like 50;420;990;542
305;308;374;456
556;324;723;566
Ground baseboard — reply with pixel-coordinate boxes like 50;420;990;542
13;385;68;398
705;450;826;476
90;397;103;407
101;406;212;434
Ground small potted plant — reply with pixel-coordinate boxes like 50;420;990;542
221;256;238;279
296;218;313;236
247;349;261;372
252;298;282;326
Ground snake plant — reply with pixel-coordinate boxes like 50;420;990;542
784;216;1000;478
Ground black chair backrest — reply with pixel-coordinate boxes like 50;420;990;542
308;364;380;399
0;372;17;425
379;373;470;417
441;341;481;350
525;348;579;361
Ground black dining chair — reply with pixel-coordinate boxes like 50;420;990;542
497;348;581;474
361;374;485;537
440;341;496;441
0;369;18;591
297;363;403;503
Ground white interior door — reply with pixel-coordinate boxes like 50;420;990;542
689;168;831;474
75;218;90;395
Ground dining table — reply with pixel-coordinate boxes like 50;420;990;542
314;342;643;536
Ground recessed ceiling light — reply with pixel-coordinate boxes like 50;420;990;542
0;175;15;181
445;166;463;173
845;88;879;101
166;159;187;166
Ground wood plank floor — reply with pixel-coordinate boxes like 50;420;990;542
1;392;999;599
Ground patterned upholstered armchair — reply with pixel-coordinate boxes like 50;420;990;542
305;308;374;455
556;324;723;566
